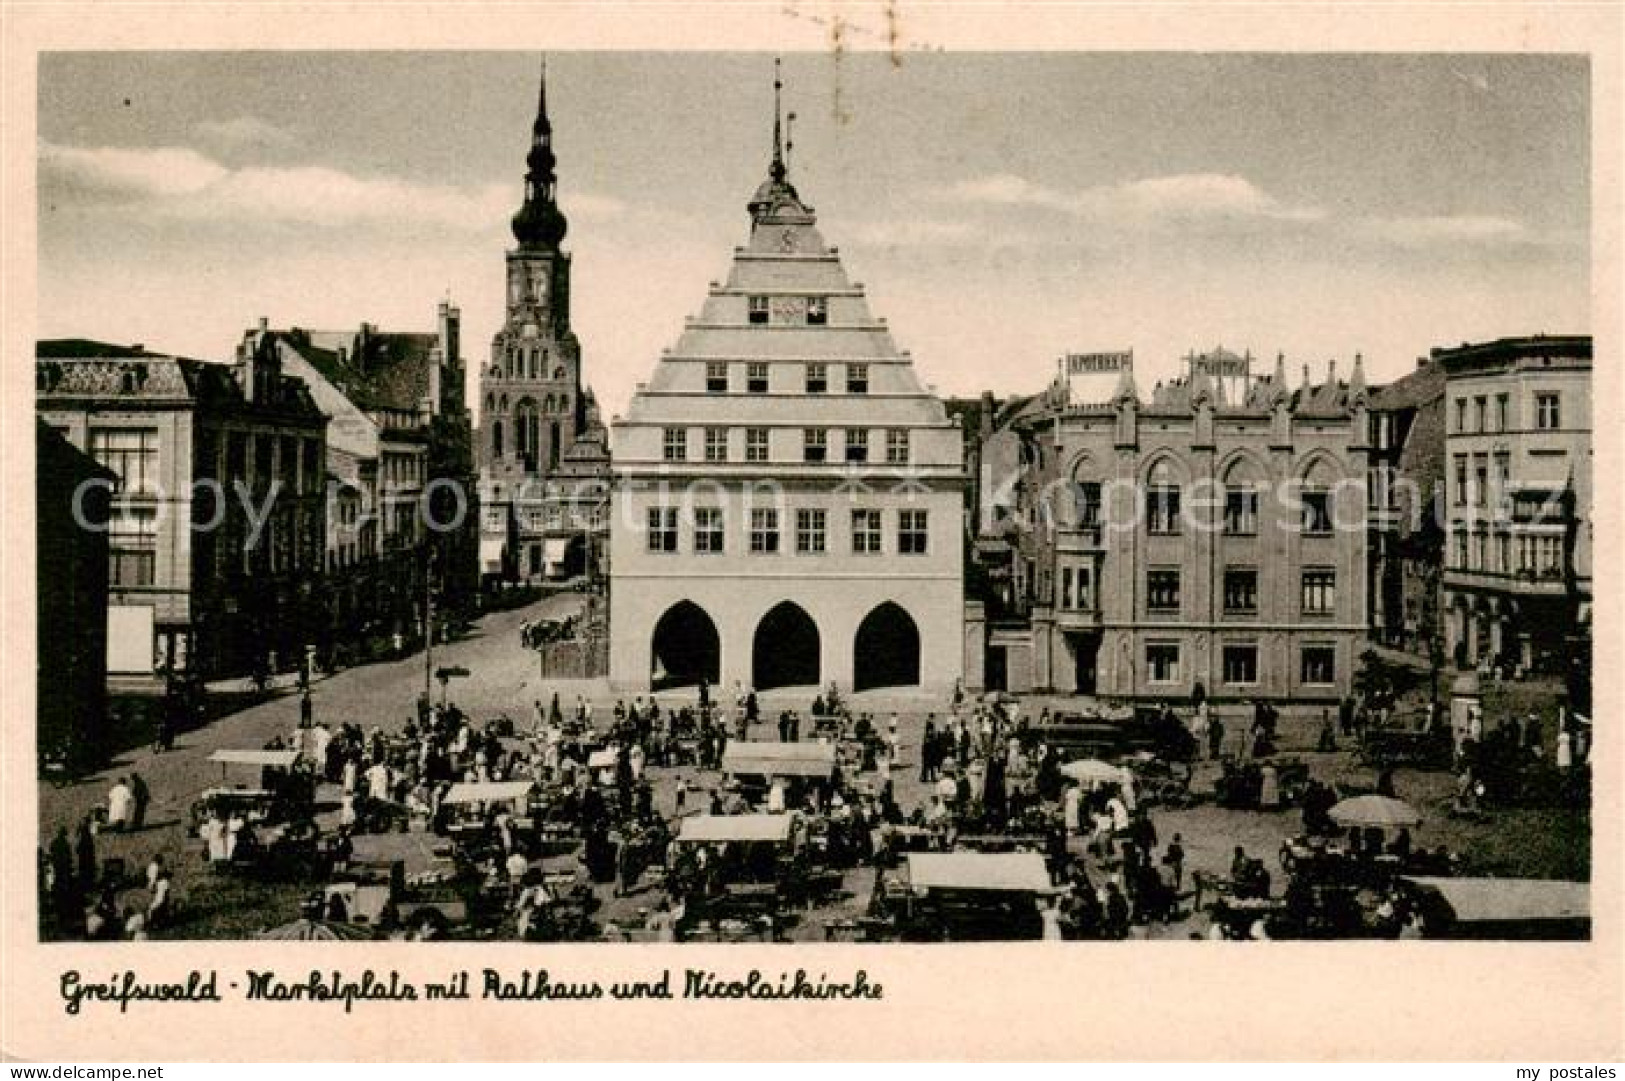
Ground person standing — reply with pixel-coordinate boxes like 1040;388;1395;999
1208;716;1225;761
106;777;133;831
129;772;150;831
74;818;97;892
1163;833;1185;893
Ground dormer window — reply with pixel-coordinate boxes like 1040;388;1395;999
806;296;828;325
748;296;770;325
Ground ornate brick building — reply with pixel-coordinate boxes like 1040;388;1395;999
979;347;1370;703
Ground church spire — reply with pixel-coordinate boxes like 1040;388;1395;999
512;57;567;250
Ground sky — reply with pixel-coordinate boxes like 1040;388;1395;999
37;51;1590;419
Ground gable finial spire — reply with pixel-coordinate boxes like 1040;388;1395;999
772;56;787;182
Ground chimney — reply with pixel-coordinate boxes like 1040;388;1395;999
258;316;268;332
1328;358;1338;384
1302;364;1311;389
980;390;996;441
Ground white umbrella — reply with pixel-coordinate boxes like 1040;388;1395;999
1329;794;1422;829
1060;759;1122;785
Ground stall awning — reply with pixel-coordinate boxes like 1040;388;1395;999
208;749;301;768
348;832;453;873
906;852;1054;893
442;781;534;805
678;814;794;844
721;741;837;779
586;749;618;770
1403;877;1589;924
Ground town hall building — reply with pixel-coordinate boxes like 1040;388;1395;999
608;73;966;695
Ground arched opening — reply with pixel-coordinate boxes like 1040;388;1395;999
562;533;589;579
752;601;821;691
853;601;921;692
492;420;504;459
650;601;720;691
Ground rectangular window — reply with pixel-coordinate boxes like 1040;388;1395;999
1538;534;1564;574
706;361;729;394
1147;485;1182;535
748;295;769;325
1453;529;1469;569
1454;455;1468;506
645;507;678;553
795;509;826;554
1536;393;1561;430
1146;643;1181;684
704;427;729;463
1492;453;1511;516
745;427;769;463
1473;455;1489;507
1474;396;1487;433
1496;532;1511;574
1223;486;1257;535
845;428;869;463
1223;568;1258;613
1496;393;1510;432
1073;565;1095;609
805;363;827;394
662;427;687;462
1147;569;1181;611
1301;646;1336;685
1301;491;1333;535
851;509;882;554
846;364;869;394
885;428;910;465
108;507;157;587
1454;397;1467;433
803;428;828;463
89;428;160;494
1222;644;1259;685
806;296;828;325
750;508;780;554
1076;482;1102;528
1301;568;1337;615
746;362;769;394
693;507;724;554
898;509;928;554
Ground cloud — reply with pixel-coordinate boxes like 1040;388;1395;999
846;218;980;247
1355;214;1531;246
194;116;298;153
939;172;1325;225
37;140;648;235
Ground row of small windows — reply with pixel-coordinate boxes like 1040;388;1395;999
1452;391;1562;434
705;361;867;395
1144;641;1337;686
486;393;570;415
663;426;910;465
746;295;828;326
646;507;928;556
1450;528;1565;577
1133;566;1337;616
1128;482;1331;536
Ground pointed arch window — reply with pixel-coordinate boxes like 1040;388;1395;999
1146;459;1182;535
492;420;504;459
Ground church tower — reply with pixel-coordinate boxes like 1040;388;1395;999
478;61;609;583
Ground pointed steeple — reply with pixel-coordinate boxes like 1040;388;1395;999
748;57;807;222
1349;351;1369;403
512;57;568;250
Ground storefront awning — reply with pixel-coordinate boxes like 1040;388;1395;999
479;536;505;574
